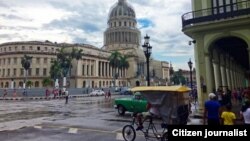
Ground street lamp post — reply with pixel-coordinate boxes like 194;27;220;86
188;58;193;95
142;34;152;86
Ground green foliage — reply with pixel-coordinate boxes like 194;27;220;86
108;51;121;69
119;55;129;69
50;59;62;80
21;55;33;70
170;69;187;85
42;77;52;87
26;80;33;87
56;47;83;77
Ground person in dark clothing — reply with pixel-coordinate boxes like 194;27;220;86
65;90;69;104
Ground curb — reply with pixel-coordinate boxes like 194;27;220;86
0;95;89;101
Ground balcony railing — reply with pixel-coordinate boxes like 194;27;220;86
182;1;250;28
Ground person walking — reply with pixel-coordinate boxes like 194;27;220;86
3;89;8;98
65;90;69;104
203;93;221;125
13;89;17;98
240;101;250;125
107;90;111;100
221;104;236;125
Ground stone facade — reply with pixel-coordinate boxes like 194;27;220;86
182;0;250;111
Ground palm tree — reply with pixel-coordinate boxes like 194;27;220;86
50;59;62;88
42;77;52;87
119;55;129;86
108;51;121;87
71;48;83;88
21;55;32;91
57;48;72;88
26;80;32;88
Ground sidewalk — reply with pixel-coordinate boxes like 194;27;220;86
187;101;244;125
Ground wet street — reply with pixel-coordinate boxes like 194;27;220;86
0;95;146;141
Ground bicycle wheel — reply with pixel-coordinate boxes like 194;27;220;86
161;131;168;141
122;125;136;141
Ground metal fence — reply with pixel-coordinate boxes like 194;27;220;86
0;87;119;97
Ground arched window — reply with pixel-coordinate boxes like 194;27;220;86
103;81;105;87
19;82;23;87
35;81;39;87
5;82;9;88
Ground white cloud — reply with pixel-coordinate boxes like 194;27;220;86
0;0;193;70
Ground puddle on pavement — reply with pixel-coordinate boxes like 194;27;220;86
96;99;115;108
0;111;61;123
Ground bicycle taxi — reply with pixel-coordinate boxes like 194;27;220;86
122;85;191;141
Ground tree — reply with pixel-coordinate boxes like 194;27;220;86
21;55;33;91
119;55;129;86
170;69;186;85
50;59;62;87
42;77;52;87
26;80;32;88
108;51;122;87
71;48;83;88
57;48;72;88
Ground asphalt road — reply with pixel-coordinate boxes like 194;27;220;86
0;95;147;141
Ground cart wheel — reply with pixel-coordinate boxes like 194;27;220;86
117;105;125;115
122;125;136;141
161;132;168;141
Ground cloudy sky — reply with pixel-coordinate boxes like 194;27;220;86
0;0;194;70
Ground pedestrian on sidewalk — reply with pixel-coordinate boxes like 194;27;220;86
107;90;111;100
13;89;17;98
240;101;250;125
3;89;8;98
65;90;69;104
203;93;221;125
221;104;236;125
45;88;50;99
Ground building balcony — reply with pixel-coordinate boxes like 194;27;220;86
182;1;250;28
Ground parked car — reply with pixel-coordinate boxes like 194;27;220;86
119;89;133;95
89;90;105;96
114;92;147;115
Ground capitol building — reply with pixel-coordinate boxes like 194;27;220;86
0;0;170;89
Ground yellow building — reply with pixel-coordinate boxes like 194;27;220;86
0;0;170;89
182;0;250;110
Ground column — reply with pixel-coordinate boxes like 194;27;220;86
107;63;110;77
220;55;227;87
100;61;103;77
225;56;231;90
95;60;99;77
229;59;234;89
205;53;215;93
104;62;106;77
213;50;222;90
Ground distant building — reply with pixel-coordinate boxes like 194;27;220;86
182;69;196;87
0;0;169;88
